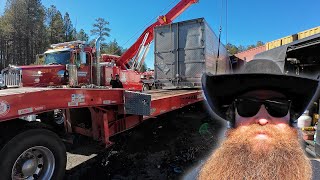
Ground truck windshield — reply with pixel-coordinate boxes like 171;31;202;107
45;51;70;65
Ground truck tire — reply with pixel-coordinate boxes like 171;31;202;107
0;128;66;180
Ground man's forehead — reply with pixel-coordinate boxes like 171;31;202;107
239;90;286;99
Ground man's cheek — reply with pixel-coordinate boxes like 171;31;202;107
275;113;290;124
235;116;252;127
275;123;292;133
276;123;288;130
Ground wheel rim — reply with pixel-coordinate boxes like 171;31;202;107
54;109;64;125
12;146;55;180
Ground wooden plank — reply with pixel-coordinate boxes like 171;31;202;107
0;87;52;96
146;89;204;118
147;89;201;100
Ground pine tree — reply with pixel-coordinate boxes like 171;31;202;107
256;41;265;47
2;0;47;66
226;43;239;55
51;12;64;43
47;5;64;44
25;0;47;64
103;39;124;55
90;18;110;42
0;16;6;69
63;12;74;41
76;29;89;42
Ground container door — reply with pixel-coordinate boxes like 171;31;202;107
178;19;206;85
154;24;178;86
155;52;176;83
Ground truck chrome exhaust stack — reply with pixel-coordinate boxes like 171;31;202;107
67;64;78;86
95;36;103;86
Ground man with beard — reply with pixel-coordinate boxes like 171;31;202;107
185;59;320;180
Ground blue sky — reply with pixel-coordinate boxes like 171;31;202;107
1;0;319;68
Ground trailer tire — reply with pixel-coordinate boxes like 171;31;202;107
0;128;66;180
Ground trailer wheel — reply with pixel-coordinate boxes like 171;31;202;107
0;128;66;180
54;109;65;125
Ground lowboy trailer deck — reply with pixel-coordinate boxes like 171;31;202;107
0;87;203;179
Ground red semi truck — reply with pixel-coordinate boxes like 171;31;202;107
1;40;143;91
0;0;199;92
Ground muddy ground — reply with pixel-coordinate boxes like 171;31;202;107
64;102;226;180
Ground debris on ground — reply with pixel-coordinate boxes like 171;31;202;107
65;102;225;180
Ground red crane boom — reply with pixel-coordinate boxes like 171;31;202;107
116;0;198;70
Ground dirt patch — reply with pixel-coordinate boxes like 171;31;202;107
65;102;225;180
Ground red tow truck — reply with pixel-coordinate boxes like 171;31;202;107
1;0;198;92
0;0;201;179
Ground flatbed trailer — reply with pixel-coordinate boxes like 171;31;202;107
0;87;203;179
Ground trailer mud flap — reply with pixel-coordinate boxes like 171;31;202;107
124;91;151;116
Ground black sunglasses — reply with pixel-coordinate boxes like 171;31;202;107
234;98;291;118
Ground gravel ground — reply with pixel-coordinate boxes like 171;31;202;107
64;102;226;180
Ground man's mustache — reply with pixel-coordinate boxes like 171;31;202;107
227;124;297;139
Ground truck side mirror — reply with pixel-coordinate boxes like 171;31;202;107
80;52;86;64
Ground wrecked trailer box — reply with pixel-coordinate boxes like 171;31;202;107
254;33;320;78
154;18;231;89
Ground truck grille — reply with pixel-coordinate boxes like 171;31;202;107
1;68;22;87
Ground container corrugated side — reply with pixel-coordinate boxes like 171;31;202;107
281;35;293;45
298;26;320;40
154;18;230;88
266;36;292;51
266;39;282;50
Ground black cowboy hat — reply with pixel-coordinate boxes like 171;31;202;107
202;59;320;122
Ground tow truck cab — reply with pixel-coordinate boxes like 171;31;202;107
0;41;94;87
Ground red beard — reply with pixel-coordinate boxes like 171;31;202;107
198;124;312;180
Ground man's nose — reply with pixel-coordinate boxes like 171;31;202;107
255;105;270;126
257;118;269;125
